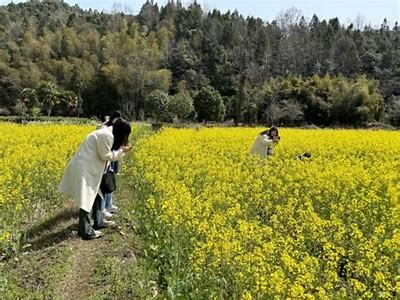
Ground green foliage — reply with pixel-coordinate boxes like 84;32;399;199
385;96;400;126
81;71;121;117
0;115;92;124
194;85;225;122
257;75;384;126
144;89;170;122
0;1;398;126
167;86;195;121
20;82;81;117
0;78;19;110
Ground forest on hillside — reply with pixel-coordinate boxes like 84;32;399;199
0;0;399;126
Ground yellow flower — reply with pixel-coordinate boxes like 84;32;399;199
5;124;399;297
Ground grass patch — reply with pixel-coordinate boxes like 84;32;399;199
1;244;75;299
88;154;160;299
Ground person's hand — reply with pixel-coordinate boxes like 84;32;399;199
122;145;133;153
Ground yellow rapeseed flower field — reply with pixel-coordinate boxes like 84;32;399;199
1;124;399;298
131;127;400;298
0;123;92;257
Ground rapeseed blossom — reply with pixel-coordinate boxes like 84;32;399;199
0;124;92;257
131;127;400;298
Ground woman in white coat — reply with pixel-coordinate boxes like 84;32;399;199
250;127;280;158
58;118;132;240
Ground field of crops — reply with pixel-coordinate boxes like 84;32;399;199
0;124;93;258
129;127;400;298
1;124;399;298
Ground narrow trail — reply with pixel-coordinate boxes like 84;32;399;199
24;201;116;299
5;196;146;300
53;231;109;299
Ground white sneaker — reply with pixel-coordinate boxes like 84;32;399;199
104;220;117;228
93;230;102;238
108;205;119;214
102;209;113;219
84;230;102;240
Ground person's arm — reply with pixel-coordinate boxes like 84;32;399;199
96;116;110;130
96;123;106;130
96;133;124;162
259;135;274;146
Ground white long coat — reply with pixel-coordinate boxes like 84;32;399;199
58;126;124;212
250;134;274;158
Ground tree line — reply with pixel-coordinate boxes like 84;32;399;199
0;0;399;126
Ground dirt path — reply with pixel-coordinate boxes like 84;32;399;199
54;233;109;299
4;200;141;299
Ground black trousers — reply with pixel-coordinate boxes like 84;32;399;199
78;194;105;239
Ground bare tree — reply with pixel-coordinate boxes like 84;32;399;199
276;7;302;37
355;15;366;30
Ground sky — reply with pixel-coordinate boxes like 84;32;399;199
1;0;399;28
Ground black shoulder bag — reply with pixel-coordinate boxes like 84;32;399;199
100;162;116;194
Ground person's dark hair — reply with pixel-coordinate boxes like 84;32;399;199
298;152;312;160
112;118;131;150
106;111;123;126
260;126;279;138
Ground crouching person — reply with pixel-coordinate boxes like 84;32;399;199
250;127;280;159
